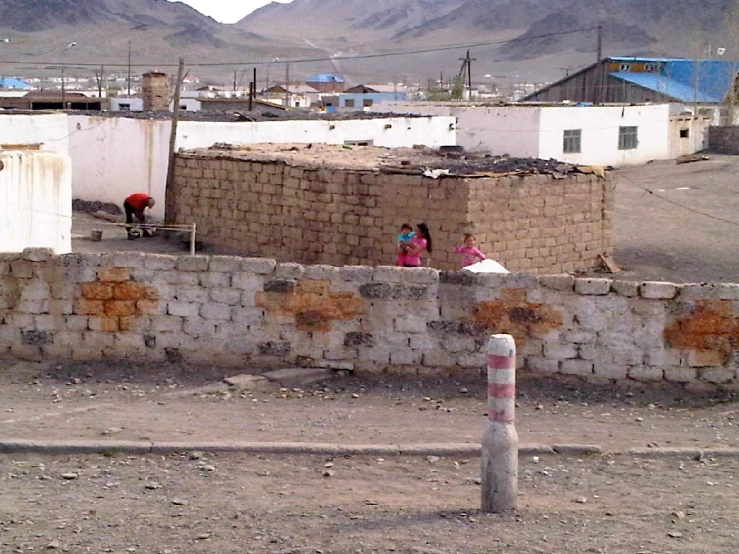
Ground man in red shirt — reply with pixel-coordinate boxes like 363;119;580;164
123;193;155;239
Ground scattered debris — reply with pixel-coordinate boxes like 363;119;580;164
676;154;709;165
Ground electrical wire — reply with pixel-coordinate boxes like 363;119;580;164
0;26;600;69
617;172;739;228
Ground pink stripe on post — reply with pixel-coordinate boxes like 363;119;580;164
488;383;516;398
488;409;515;423
487;354;514;369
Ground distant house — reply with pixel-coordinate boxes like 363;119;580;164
338;84;410;109
197;97;288;115
0;91;106;111
263;84;321;108
0;77;32;90
305;74;345;93
523;56;737;122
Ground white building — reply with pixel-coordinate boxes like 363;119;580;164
376;103;710;166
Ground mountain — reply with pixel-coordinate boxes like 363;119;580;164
0;0;736;88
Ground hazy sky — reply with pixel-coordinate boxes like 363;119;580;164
175;0;292;24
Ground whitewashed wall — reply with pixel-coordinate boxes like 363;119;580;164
0;113;69;154
538;105;671;166
68;115;456;218
0;151;72;254
378;103;676;166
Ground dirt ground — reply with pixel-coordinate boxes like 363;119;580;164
11;156;737;552
1;359;739;553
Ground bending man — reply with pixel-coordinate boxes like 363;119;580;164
123;193;155;239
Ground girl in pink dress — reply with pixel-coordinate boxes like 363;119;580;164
403;223;433;267
454;233;486;268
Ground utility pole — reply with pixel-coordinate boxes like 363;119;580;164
61;68;65;110
458;50;477;100
284;62;290;107
165;58;185;226
596;25;603;104
127;40;132;98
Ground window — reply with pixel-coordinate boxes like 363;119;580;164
644;63;659;73
119;103;131;111
344;140;374;147
344;98;355;108
679;128;689;138
619;63;631;72
618;126;638;150
563;129;582;153
362;98;374;107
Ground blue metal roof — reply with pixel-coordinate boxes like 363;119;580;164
0;77;32;90
609;58;735;103
306;74;345;83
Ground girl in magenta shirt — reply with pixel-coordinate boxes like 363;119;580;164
454;233;486;267
403;223;433;267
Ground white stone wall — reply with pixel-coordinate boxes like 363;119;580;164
0;113;69;154
67;115;456;219
1;250;737;389
0;153;72;254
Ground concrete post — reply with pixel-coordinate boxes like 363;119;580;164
481;334;518;513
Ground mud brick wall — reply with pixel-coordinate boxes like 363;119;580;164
172;152;613;273
708;126;739;154
2;249;738;390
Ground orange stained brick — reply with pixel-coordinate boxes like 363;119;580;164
665;300;739;365
473;288;563;344
113;281;159;301
73;298;105;316
81;282;114;301
97;267;131;283
88;316;120;333
120;315;147;332
136;300;159;315
256;279;364;332
104;300;137;317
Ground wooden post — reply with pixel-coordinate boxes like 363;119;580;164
164;58;185;226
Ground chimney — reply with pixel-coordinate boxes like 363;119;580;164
142;71;170;111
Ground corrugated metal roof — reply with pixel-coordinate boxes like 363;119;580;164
306;74;345;83
610;59;735;103
0;77;32;89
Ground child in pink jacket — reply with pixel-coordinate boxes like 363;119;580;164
454;234;486;268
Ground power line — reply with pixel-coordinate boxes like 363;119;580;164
618;173;739;228
0;26;600;69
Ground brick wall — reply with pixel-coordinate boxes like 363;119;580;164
173;152;613;273
708;126;739;154
2;249;737;390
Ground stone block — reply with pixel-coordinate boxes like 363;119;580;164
209;255;243;273
241;258;277;275
442;336;476;353
87;316;120;333
276;263;305;279
164;272;200;285
10;260;34;278
395;315;426;334
304;265;339;280
664;366;698;383
22;248;54;262
233;273;266;291
183;319;216;337
20;280;51;302
525;357;560;374
111;252;147;268
150;315;184;333
344;332;375;347
210;288;242;306
610;280;640;297
200;303;233;321
560;359;594;376
700;367;736;384
373;265;405;283
258;341;291;356
403;267;439;285
676;283;739;301
232;307;265;325
97;267;131;283
543;343;578;359
390;349;422;365
176;256;209;272
574;278;611;296
628;365;664;382
688;349;726;367
339;266;373;283
167;301;200;318
646;349;682;366
143;255;178;270
593;363;628;380
200;272;231;288
358;345;391;364
457;351;485;368
104;301;137;317
538;274;575;291
17;299;48;314
640;281;678;300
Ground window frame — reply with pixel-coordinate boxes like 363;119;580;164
562;129;582;154
618;126;638;150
